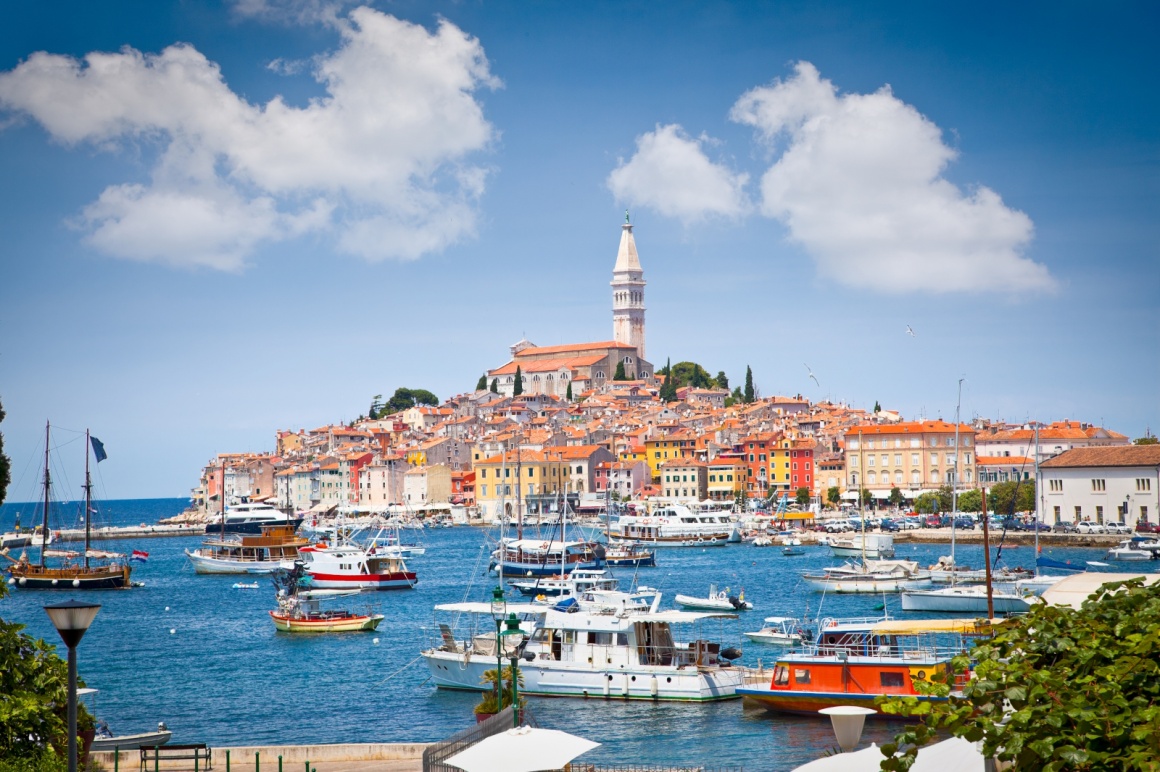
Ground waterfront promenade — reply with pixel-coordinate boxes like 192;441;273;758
92;744;427;772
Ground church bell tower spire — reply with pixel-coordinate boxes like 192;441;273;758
611;212;646;360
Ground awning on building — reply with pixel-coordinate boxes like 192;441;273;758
783;511;815;520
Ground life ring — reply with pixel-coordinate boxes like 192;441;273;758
696;537;704;544
709;537;718;544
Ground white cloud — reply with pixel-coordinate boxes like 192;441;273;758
0;8;499;270
730;62;1054;294
607;124;749;223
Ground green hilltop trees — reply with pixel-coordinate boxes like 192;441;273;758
369;388;439;419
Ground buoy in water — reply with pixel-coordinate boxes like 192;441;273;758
373;638;380;645
165;606;170;611
169;628;176;634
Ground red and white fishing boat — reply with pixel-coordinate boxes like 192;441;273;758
297;542;417;590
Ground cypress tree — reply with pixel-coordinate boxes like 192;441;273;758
566;382;573;401
743;366;755;403
476;374;488;391
614;360;627;381
513;366;524;396
490;378;499;394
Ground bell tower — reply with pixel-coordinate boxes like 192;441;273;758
611;211;646;360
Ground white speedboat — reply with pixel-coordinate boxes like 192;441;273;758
675;584;752;611
79;689;172;752
802;560;933;593
829;533;894;559
1105;538;1160;562
297;542;417;590
421;591;746;701
611;504;740;546
744;617;809;646
1;526;51;550
900;584;1036;614
205;501;303;536
511;568;618;598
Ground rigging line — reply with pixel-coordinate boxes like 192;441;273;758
376;653;425;685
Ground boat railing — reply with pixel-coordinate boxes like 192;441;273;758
810;642;965;661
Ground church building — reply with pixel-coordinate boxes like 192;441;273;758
486;215;655;399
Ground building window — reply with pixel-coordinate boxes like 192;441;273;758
1049;479;1062;492
930;453;939;465
930;438;940;447
1053;505;1060;523
1137;478;1153;491
1096;505;1104;524
1142;506;1150;522
848;439;859;450
867;456;876;467
1075;506;1082;520
1091;479;1106;492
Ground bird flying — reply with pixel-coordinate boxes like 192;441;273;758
804;363;820;388
906;325;916;337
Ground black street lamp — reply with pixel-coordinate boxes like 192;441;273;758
44;600;101;772
489;586;506;711
501;612;528;727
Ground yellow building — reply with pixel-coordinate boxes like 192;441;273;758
843;421;977;497
473;450;572;521
707;458;746;501
644;432;696;480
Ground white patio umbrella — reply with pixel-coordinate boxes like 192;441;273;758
445;726;601;772
792;737;984;772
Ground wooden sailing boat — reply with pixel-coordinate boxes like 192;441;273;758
5;422;132;590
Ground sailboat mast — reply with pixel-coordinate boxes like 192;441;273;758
951;379;963;573
1033;423;1041;575
84;429;92;570
498;444;507;585
40;421;50;568
220;460;226;535
859;429;866;565
516;441;523;542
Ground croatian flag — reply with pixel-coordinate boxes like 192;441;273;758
131;550;149;562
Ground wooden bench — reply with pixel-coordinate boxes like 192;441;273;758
140;744;212;771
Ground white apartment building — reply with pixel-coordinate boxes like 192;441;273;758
1039;446;1160;527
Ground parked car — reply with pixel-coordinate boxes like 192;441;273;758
1053;522;1077;533
880;519;901;532
952;516;976;530
898;517;921;531
1022;521;1052;532
824;520;853;533
1136;521;1158;534
1076;521;1106;534
1105;522;1131;534
922;514;942;528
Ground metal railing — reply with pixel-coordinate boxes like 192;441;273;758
421;706;537;772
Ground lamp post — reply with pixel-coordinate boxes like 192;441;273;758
489;586;506;711
501;612;524;727
45;600;101;772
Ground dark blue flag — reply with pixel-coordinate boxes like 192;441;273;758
91;436;107;463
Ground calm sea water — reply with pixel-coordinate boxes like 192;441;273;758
1;499;1149;770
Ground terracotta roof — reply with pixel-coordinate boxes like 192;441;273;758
490;354;605;376
515;341;628;357
977;456;1034;466
1040;446;1160;469
847;421;971;435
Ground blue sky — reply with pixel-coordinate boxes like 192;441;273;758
0;1;1156;499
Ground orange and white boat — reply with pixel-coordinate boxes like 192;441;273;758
269;591;384;633
738;618;988;715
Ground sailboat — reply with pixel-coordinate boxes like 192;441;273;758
4;423;132;590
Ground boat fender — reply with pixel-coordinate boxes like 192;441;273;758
72;579;81;587
719;647;742;661
649;675;659;697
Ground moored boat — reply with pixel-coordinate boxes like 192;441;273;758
204;500;303;536
738;618;989;715
297;542;417;590
801;560;932;593
490;538;605;578
80;689;172;752
421;591;746;701
269;593;384;632
829;533;894;559
185;524;308;574
743;617;810;646
511;568;618;598
1105;537;1160;562
611;504;740;547
900;583;1035;614
674;584;752;611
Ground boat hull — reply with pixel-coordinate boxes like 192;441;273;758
674;594;751;611
270;611;384;632
900;588;1032;614
739;686;946;716
801;575;932;593
305;571;417;590
493;559;604;578
8;566;131;590
612;535;730;548
185;550;294;574
743;632;801;646
205;517;304;536
423;649;743;701
91;731;172;752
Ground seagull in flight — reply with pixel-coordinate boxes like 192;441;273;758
804;363;820;388
906;324;916;338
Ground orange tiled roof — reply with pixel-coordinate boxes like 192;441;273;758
1041;446;1160;469
515;341;627;357
847;421;971;435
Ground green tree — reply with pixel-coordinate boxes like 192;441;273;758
666;361;713;389
795;487;811;506
715;371;729;390
565;382;573;401
513;367;523;397
490;378;499;394
0;581;74;761
614;360;628;381
743;366;755;403
873;400;881;413
827;486;841;508
368;394;383;420
914;492;941;514
658;359;671;377
1134;434;1158;445
475;375;487;391
888;486;904;507
382;387;439;414
862;488;873;506
724;396;737;408
956;488;983;513
937;484;954;513
879;578;1160;771
0;397;9;509
987;480;1035;515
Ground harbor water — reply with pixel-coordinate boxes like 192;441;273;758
1;498;1150;770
